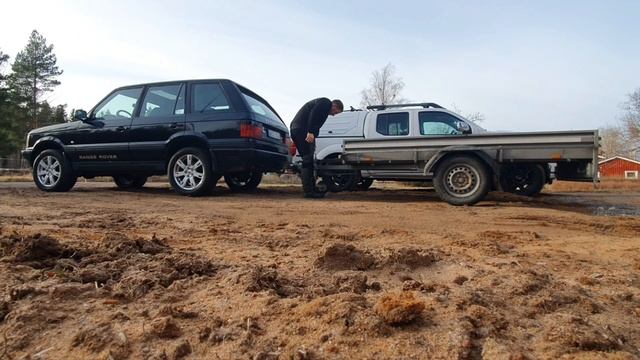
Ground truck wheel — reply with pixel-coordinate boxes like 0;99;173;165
224;171;262;192
322;172;358;192
168;147;214;196
433;155;490;206
356;178;374;191
113;175;147;189
32;149;77;192
499;163;545;197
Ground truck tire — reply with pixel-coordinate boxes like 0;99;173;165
433;155;490;206
224;171;262;192
322;171;358;192
113;175;148;189
168;147;215;196
32;149;77;192
499;163;545;197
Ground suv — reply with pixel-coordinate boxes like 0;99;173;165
22;79;290;196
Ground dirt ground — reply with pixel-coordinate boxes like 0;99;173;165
1;181;639;360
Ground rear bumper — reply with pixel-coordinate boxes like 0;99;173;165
211;140;290;173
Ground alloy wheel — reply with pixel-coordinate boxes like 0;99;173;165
36;155;61;188
172;154;205;191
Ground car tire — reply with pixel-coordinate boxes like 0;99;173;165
113;175;148;189
168;147;214;196
32;149;77;192
224;171;262;192
433;155;490;206
356;178;374;191
499;163;545;197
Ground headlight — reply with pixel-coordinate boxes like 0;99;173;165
25;133;32;148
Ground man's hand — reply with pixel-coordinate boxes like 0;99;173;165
305;132;315;143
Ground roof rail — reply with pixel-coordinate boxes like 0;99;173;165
366;102;444;111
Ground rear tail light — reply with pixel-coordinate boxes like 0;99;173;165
287;137;297;156
240;123;264;139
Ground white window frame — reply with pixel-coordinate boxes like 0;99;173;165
624;170;639;180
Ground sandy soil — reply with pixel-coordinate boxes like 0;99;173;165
1;182;639;360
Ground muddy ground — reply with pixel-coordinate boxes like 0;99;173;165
0;182;639;359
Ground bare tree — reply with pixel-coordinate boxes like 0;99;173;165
450;104;485;123
597;88;640;160
599;125;629;158
620;88;640;145
360;63;406;107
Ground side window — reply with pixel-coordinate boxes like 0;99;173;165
419;112;465;135
140;84;184;118
376;112;409;136
191;83;232;113
93;87;143;120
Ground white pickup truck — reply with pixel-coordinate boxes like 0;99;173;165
292;103;599;205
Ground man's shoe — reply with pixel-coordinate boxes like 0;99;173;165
301;167;325;198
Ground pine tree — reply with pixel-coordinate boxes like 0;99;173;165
0;50;8;81
0;49;21;158
52;104;67;123
33;101;67;126
8;30;63;131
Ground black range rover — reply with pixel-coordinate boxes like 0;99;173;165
22;79;291;196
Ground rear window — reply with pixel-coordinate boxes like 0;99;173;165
241;91;281;123
376;112;409;136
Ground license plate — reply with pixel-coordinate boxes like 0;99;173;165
267;129;281;140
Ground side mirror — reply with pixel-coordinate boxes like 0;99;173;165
457;121;472;134
73;109;88;121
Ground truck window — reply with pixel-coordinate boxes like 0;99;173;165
376;112;409;136
419;112;464;135
191;83;232;113
140;84;184;117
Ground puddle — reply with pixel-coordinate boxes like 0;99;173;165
592;206;640;217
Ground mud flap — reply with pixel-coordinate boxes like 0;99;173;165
555;161;596;182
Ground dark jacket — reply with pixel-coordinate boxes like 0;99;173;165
290;97;332;137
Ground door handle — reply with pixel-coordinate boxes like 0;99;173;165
116;126;128;132
170;123;185;129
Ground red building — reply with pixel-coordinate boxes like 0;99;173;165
599;156;640;179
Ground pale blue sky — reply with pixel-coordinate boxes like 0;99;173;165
1;0;638;131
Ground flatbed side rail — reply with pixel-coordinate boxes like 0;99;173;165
343;130;598;151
